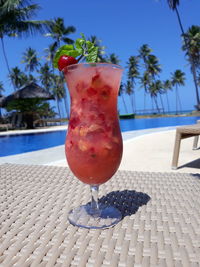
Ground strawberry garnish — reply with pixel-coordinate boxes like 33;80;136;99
58;55;78;71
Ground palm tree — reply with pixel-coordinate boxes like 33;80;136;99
105;53;120;64
156;80;165;113
167;0;200;109
0;0;50;78
126;56;140;113
183;26;200;67
147;54;162;112
163;79;173;112
21;47;40;73
149;81;162;112
171;69;185;114
44;43;57;73
20;73;37;85
125;80;134;113
182;26;200;110
138;44;152;64
140;52;162;113
118;83;128;114
146;55;161;78
167;1;184;32
45;17;76;118
45;17;75;49
38;63;53;92
0;81;5;95
8;67;25;90
138;44;153;112
140;71;151;111
27;74;37;84
52;74;66;119
8;67;36;90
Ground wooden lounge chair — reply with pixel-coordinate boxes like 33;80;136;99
171;123;200;169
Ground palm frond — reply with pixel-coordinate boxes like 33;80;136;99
167;0;180;10
62;37;74;44
0;1;51;37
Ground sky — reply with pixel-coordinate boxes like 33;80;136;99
1;0;200;116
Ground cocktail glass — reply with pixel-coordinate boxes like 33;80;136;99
63;63;123;229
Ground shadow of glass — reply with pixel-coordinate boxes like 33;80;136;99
98;190;151;219
191;173;200;180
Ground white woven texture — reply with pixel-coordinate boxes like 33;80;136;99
0;164;200;267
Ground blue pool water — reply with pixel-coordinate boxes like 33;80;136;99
0;115;200;157
120;115;200;132
0;130;67;157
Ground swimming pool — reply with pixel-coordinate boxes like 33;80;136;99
0;115;199;157
120;115;200;131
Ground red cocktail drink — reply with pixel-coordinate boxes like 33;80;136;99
64;63;123;185
63;63;123;229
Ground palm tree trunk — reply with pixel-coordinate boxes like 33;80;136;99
159;94;165;113
165;93;170;113
154;96;160;113
121;94;128;114
174;7;185;35
133;92;136;113
176;86;178;114
129;95;134;114
143;91;146;111
1;36;11;74
1;37;16;91
151;97;154;112
56;98;62;119
130;93;135;114
191;64;200;108
175;7;200;108
177;88;182;112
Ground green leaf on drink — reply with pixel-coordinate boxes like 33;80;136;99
75;38;85;54
80;32;86;41
53;45;81;68
85;47;98;62
53;33;99;69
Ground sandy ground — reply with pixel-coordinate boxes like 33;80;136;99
120;130;200;173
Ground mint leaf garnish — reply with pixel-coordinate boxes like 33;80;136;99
75;38;85;54
86;46;98;62
53;34;99;69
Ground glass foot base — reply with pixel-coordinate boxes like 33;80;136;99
68;203;122;229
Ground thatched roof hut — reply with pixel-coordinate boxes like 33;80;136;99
0;82;54;107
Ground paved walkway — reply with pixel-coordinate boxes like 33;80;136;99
1;126;200;173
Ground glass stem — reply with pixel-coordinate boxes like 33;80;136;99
90;185;100;216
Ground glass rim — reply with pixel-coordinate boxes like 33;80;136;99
63;62;123;72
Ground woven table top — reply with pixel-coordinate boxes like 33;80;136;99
0;164;200;267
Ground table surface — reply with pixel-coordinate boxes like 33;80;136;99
0;164;200;267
